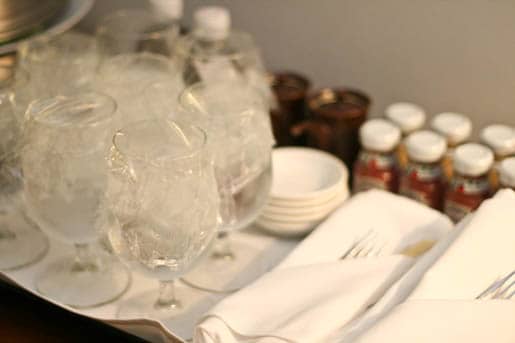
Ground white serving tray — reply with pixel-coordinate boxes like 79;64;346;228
0;0;94;55
1;227;299;342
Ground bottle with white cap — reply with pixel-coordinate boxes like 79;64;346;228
353;119;401;193
400;130;446;210
498;157;515;190
430;112;472;180
176;5;268;91
444;143;493;222
480;124;515;189
385;102;426;169
148;0;183;21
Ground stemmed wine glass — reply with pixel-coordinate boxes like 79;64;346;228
106;119;219;318
0;66;48;270
95;52;183;125
96;9;180;59
21;92;130;308
179;81;274;292
18;31;99;100
174;30;273;108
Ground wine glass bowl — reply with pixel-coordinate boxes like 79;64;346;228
0;66;48;271
179;81;274;292
106;119;219;318
96;9;179;58
21;92;130;308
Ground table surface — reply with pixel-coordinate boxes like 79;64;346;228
0;280;149;342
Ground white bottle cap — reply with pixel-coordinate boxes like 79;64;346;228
480;124;515;157
385;102;426;134
405;130;447;163
148;0;183;20
453;143;494;177
499;157;515;188
360;119;401;153
431;112;472;146
193;6;231;41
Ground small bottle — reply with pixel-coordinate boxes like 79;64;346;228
385;102;426;170
430;112;472;180
400;130;447;210
149;0;183;23
353;119;401;193
498;157;515;191
444;143;493;222
480;124;515;190
178;6;272;105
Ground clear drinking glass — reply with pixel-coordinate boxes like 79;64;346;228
18;31;99;101
142;79;185;120
175;31;273;107
179;81;274;292
95;53;183;125
0;66;48;270
96;9;179;59
21;92;130;308
106;119;219;319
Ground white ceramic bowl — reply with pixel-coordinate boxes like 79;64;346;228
256;216;323;237
269;147;348;202
261;187;348;222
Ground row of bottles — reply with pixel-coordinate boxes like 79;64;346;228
353;103;515;222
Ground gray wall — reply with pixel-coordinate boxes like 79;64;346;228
80;0;515;137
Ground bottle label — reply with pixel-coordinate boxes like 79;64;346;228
405;163;442;181
444;199;472;223
450;176;490;195
353;175;388;193
359;151;395;169
400;185;431;206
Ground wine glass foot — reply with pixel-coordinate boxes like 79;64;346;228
0;211;48;271
36;252;131;308
117;284;214;320
182;234;268;293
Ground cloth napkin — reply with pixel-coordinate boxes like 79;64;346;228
195;257;413;343
195;190;453;343
278;189;452;269
336;189;515;342
409;188;515;300
330;215;471;342
355;299;515;343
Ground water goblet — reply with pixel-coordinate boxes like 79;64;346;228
0;66;48;270
95;52;183;125
18;31;99;101
179;81;274;292
106;119;219;319
96;9;179;59
21;92;130;307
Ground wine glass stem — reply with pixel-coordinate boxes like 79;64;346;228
212;231;235;260
155;280;181;310
73;243;98;272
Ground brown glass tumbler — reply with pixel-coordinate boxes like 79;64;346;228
292;87;371;170
269;71;311;146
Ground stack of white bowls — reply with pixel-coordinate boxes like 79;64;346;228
257;147;349;237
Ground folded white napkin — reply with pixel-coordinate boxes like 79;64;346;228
331;215;471;342
279;189;452;269
409;189;515;300
195;257;413;343
356;299;515;343
195;190;453;343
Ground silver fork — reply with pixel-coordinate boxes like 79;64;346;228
340;230;384;260
476;270;515;300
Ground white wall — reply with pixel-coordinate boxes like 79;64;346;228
80;0;515;137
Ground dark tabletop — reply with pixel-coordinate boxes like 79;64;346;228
0;280;149;343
